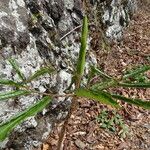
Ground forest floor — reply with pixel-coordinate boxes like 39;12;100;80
42;5;150;150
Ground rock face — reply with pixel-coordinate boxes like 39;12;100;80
88;0;137;40
0;0;137;149
102;0;137;39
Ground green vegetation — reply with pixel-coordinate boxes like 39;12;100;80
96;110;129;138
0;16;149;146
0;96;51;140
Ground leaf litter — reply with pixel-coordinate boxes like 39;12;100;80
42;5;150;150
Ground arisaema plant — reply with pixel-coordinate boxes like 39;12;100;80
0;16;149;148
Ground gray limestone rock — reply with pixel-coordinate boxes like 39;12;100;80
0;0;137;149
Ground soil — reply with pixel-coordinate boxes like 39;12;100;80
41;4;150;150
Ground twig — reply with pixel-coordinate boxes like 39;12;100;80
30;89;74;98
60;22;96;41
60;25;82;41
22;85;74;98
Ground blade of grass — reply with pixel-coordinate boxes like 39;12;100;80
0;90;30;101
8;59;26;81
0;96;51;141
75;88;119;108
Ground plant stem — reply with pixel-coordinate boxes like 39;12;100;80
57;15;88;150
22;86;74;98
57;96;77;150
32;90;74;98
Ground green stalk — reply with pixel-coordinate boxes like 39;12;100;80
75;16;88;87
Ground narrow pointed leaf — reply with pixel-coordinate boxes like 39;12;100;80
65;75;76;92
0;90;30;101
27;67;54;82
110;94;150;110
123;65;150;80
0;79;24;88
119;82;150;88
75;88;119;108
90;66;112;79
0;96;51;141
8;59;26;81
87;67;96;85
75;16;88;86
91;79;118;90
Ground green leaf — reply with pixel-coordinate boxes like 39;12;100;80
0;79;24;88
0;96;51;141
91;79;118;90
27;67;54;82
75;16;88;86
123;65;150;80
0;90;30;101
8;59;26;81
75;88;119;108
111;94;150;110
87;67;96;86
87;66;112;87
119;82;150;88
90;66;112;79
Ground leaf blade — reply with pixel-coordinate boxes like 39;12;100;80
27;67;54;82
110;94;150;110
0;96;51;141
0;90;30;101
119;82;150;88
0;79;25;88
75;88;119;108
91;79;118;90
123;65;150;80
90;66;112;79
8;58;26;81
